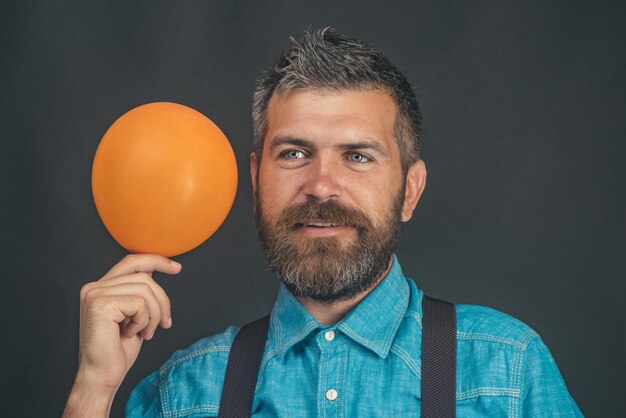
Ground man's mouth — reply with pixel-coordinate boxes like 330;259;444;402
295;222;340;228
293;220;353;237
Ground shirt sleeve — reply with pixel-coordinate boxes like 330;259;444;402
124;370;164;417
520;336;584;417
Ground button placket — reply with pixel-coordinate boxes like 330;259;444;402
317;329;344;414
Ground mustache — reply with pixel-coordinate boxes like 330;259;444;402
276;199;372;231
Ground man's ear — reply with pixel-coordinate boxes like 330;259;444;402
401;159;427;222
250;152;259;214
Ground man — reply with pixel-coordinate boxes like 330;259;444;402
63;27;583;417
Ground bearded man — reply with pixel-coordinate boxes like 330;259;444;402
63;27;582;417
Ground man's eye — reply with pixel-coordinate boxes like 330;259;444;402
348;152;371;163
281;150;306;159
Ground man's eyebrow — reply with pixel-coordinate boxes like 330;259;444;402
337;141;389;158
269;136;315;151
269;136;389;158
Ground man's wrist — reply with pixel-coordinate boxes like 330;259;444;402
62;379;117;418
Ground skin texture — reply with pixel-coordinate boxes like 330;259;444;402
251;89;427;324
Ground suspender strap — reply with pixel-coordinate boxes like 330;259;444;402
218;315;270;418
218;295;456;418
421;295;457;418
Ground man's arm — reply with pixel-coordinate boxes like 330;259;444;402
520;336;584;417
62;381;116;418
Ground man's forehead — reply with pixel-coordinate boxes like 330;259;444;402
264;88;399;153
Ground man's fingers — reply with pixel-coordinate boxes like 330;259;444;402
107;295;151;339
123;309;150;339
95;272;172;328
101;253;182;281
85;283;164;340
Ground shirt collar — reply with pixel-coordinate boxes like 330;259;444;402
268;254;410;359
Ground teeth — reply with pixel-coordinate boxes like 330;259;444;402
307;223;335;227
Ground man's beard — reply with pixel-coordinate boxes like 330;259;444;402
254;180;405;304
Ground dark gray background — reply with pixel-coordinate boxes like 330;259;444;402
1;1;624;417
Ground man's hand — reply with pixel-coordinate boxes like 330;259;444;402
62;254;182;417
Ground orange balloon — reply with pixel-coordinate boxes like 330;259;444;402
92;102;237;257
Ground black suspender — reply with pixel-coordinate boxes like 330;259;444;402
218;295;456;418
421;296;457;418
218;315;270;418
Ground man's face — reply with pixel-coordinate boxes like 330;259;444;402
251;89;425;303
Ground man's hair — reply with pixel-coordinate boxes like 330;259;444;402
252;26;422;174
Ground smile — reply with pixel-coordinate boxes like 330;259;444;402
296;222;339;228
294;222;353;237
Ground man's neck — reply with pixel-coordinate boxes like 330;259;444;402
295;257;394;326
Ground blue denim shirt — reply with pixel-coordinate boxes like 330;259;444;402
126;254;583;417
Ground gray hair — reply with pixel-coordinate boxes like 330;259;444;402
251;26;422;173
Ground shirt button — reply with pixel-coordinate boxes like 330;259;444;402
324;330;335;341
326;388;338;401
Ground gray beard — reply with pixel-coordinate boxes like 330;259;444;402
254;183;405;303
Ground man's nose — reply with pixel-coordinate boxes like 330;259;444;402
301;156;343;202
